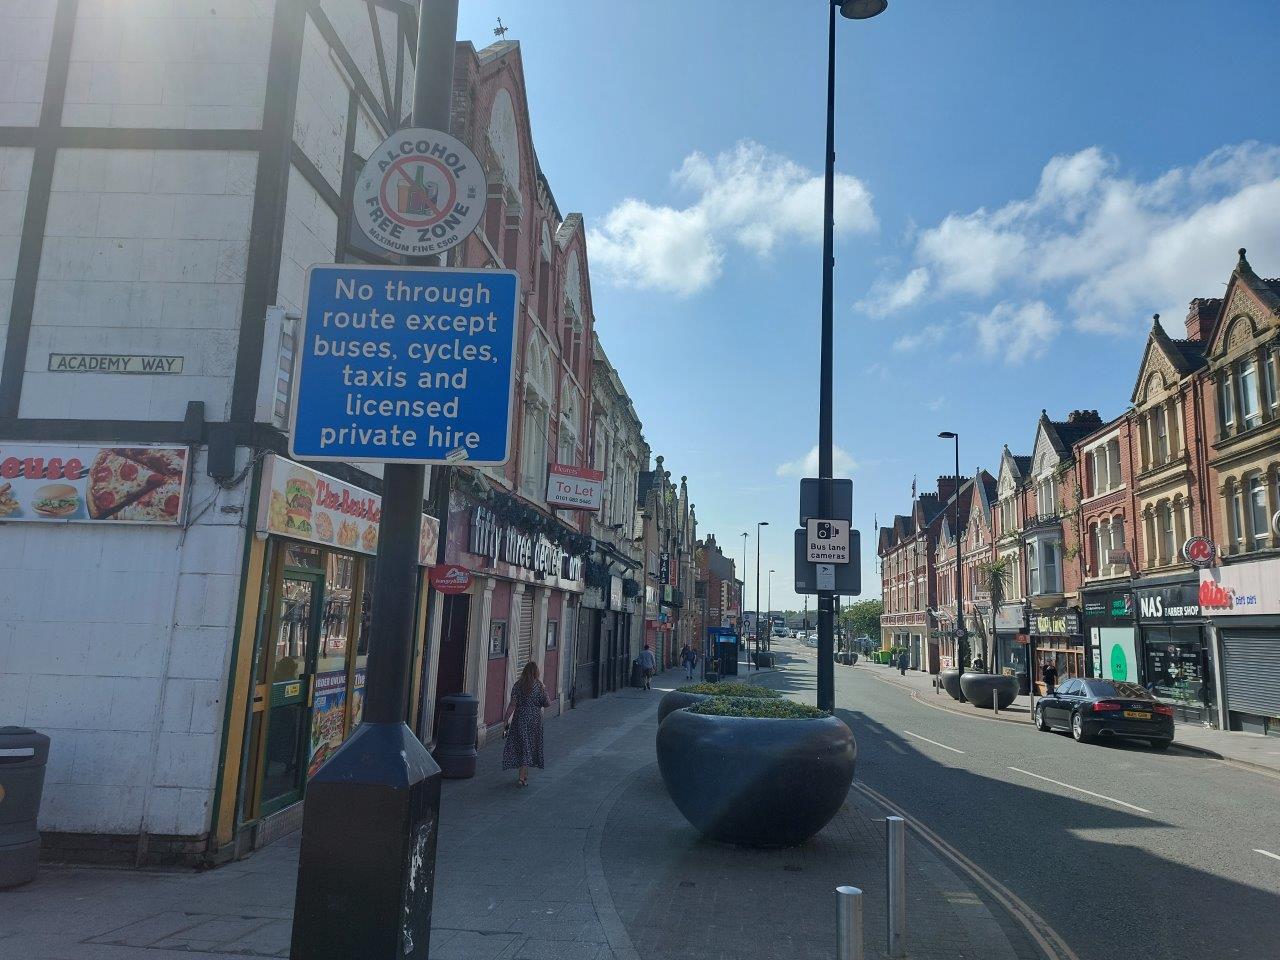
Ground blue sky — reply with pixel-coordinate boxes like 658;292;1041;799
456;1;1279;611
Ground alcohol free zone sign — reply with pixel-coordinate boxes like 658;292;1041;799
353;128;486;258
289;264;518;465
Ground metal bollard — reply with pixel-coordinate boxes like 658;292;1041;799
886;816;906;958
836;886;864;960
993;693;1000;715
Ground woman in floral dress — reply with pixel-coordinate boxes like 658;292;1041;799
503;661;549;786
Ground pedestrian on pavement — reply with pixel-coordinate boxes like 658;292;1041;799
898;650;909;676
1041;660;1058;696
638;643;656;690
681;643;697;680
502;661;549;787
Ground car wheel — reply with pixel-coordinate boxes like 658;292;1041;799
1071;711;1091;743
1035;704;1051;732
1149;739;1172;751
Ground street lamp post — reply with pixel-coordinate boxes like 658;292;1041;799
939;431;963;670
768;569;775;650
816;0;888;712
756;521;769;668
741;531;749;663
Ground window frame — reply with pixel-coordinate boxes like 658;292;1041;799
1238;356;1262;428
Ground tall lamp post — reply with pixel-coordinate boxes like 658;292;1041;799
756;521;769;667
741;532;749;662
768;569;775;650
938;431;963;670
815;0;888;712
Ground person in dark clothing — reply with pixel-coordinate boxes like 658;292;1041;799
898;651;909;676
1041;660;1058;696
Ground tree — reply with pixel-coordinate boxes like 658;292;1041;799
839;599;884;642
971;557;1010;670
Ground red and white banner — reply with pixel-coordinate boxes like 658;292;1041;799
429;564;473;594
546;463;604;511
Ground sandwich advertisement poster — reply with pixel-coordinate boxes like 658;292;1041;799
0;443;188;525
257;454;439;563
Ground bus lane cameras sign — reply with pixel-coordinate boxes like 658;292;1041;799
353;128;486;258
289;264;519;466
806;518;850;564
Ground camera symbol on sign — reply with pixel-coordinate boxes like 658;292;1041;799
817;522;833;539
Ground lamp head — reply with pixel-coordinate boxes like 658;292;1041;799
839;0;888;19
938;431;957;439
759;520;770;527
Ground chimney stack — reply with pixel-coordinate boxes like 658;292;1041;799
1185;297;1222;343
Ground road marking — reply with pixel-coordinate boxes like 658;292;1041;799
852;780;1080;960
1007;766;1151;814
1255;848;1280;863
903;730;966;754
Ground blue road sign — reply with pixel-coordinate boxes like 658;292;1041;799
289;264;519;465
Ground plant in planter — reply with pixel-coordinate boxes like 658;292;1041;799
657;697;856;847
959;558;1019;709
658;682;781;723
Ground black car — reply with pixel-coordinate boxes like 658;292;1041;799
1034;678;1175;749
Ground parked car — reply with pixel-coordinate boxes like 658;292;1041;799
1034;678;1174;749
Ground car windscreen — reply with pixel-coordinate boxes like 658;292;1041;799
1087;681;1152;700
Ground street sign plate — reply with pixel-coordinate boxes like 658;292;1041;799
799;477;852;526
289;264;519;465
816;563;835;591
353;127;486;258
794;528;861;596
807;518;850;563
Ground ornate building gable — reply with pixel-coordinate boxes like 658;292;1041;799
1129;318;1185;408
1207;251;1279;367
1030;417;1062;478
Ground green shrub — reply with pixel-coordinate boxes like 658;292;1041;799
688;697;829;720
677;682;781;698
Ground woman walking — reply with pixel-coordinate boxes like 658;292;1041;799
503;661;549;787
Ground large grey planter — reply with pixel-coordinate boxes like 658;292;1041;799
656;708;856;848
938;667;967;702
657;690;711;724
959;672;1019;709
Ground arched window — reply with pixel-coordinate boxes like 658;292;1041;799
558;382;580;467
1157;500;1175;564
519;337;553;498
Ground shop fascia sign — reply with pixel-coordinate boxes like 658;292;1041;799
1031;609;1079;635
1198;557;1280;616
468;505;584;582
1134;582;1200;620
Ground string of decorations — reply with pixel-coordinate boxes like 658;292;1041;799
453;469;593;557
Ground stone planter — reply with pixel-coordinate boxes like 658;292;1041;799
656;708;856;848
657;689;712;724
959;672;1019;709
939;667;967;702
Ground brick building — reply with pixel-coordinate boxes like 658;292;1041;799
878;487;948;670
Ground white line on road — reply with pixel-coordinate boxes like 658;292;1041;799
1255;848;1280;863
903;730;966;754
1007;766;1151;814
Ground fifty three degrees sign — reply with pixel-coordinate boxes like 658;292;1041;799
354;128;486;258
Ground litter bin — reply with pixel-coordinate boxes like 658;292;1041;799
630;659;644;688
0;726;50;888
432;694;478;779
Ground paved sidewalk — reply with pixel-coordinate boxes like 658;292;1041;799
860;660;1280;777
2;661;1039;960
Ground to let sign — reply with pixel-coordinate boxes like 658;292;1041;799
546;463;604;510
289;264;518;465
806;518;850;564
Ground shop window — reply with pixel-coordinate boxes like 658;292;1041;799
286;543;323;570
1142;626;1209;709
489;620;508;658
546;619;559;651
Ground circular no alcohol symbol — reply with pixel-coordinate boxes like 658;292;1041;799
354;127;485;258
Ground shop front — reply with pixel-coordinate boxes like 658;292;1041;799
576;566;632;700
1028;607;1083;691
994;602;1028;676
1081;588;1135;681
434;483;588;743
1199;557;1280;735
222;455;438;850
1133;576;1215;725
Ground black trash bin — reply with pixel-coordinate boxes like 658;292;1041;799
432;694;478;779
1015;671;1030;696
630;659;644;688
0;726;50;888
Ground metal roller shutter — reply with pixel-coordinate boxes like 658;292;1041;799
1221;631;1280;719
517;592;535;669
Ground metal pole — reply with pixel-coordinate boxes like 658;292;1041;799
836;885;864;960
953;436;962;670
756;525;763;668
886;816;906;958
291;5;455;957
742;532;748;666
815;0;838;713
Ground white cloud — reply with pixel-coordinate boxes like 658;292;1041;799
925;396;946;411
892;323;945;352
776;444;858;478
588;140;876;296
970;301;1060;364
865;141;1280;333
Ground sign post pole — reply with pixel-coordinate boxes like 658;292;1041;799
290;3;458;958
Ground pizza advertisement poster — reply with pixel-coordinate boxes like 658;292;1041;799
0;442;189;526
257;454;439;565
